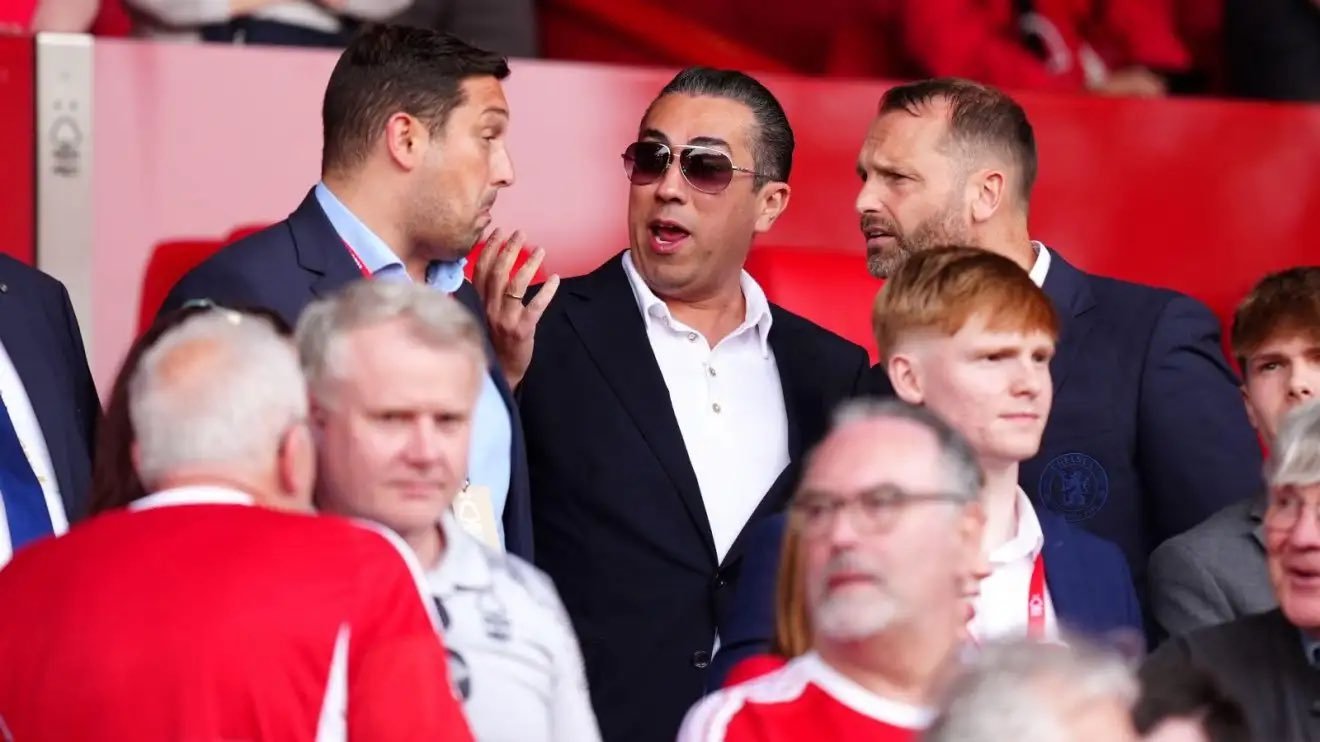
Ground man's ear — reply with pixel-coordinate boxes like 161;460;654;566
887;352;925;405
967;168;1006;225
383;112;429;172
276;421;317;513
753;182;791;234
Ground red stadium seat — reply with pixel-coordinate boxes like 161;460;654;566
746;246;880;363
137;225;267;334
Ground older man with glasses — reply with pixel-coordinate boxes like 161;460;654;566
489;66;870;742
678;399;984;742
1143;399;1320;740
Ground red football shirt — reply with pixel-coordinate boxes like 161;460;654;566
679;652;932;742
0;486;473;741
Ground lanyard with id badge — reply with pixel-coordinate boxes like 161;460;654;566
453;478;502;551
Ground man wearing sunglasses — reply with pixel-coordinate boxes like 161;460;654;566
513;67;870;742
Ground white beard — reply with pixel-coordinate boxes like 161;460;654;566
814;586;899;642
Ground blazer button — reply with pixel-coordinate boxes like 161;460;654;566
691;650;711;669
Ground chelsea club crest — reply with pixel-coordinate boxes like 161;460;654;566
1039;452;1109;522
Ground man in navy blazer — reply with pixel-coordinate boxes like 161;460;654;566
160;28;541;558
855;78;1261;598
711;246;1141;687
0;255;99;567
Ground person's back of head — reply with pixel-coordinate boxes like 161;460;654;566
874;245;1058;466
925;637;1140;742
1135;659;1252;742
128;309;313;510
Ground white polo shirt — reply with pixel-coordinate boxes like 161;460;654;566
428;513;602;742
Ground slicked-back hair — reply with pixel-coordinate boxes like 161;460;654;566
322;25;509;175
879;78;1038;205
648;66;794;188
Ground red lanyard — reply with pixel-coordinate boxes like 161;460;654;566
967;553;1048;647
1026;552;1047;639
343;239;371;277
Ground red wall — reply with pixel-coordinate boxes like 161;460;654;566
0;36;34;265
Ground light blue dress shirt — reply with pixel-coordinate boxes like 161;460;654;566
315;183;513;545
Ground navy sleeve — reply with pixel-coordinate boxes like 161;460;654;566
709;515;785;690
1137;295;1263;544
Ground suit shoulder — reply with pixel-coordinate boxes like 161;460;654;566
1175;609;1287;659
1154;499;1256;557
1083;271;1216;324
182;222;295;278
769;303;867;358
0;254;67;298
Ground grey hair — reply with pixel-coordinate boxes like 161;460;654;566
129;310;307;488
925;637;1139;742
1269;399;1320;488
295;279;487;402
832;398;985;504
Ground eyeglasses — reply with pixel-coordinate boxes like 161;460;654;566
788;483;966;538
1265;488;1320;531
621;141;766;194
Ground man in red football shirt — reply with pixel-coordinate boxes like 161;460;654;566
0;309;473;741
678;399;985;742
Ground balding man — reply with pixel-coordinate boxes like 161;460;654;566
0;309;471;740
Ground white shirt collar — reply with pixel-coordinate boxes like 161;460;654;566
130;485;255;511
620;251;775;357
1027;242;1052;288
987;487;1045;566
798;652;936;728
428;510;494;595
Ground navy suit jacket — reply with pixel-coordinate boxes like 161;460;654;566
709;508;1143;688
518;254;870;742
158;190;534;559
871;251;1262;597
0;256;99;526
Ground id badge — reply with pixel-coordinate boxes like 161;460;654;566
452;484;502;551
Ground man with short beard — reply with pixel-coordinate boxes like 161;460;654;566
678;399;984;742
854;77;1261;614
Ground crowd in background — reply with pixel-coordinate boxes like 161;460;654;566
2;0;1317;102
0;21;1316;742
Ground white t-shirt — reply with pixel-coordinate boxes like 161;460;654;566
428;513;602;742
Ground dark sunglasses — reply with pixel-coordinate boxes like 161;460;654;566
622;141;766;194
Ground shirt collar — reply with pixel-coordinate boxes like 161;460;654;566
1027;242;1052;288
988;488;1045;566
131;485;255;511
428;510;494;596
314;182;467;293
620;251;775;357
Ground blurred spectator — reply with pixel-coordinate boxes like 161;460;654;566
925;638;1141;742
1143;399;1320;740
679;399;985;742
391;0;535;58
1149;267;1320;638
296;280;603;742
1135;660;1252;742
1224;0;1320;101
88;300;291;516
126;0;410;46
0;310;472;739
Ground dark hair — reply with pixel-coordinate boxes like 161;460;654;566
88;302;293;515
878;78;1038;205
321;25;510;175
1134;660;1252;742
649;66;794;188
1232;266;1320;378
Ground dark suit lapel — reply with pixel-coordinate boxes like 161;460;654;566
286;189;366;298
1038;507;1084;620
0;295;76;515
564;256;715;559
1040;249;1098;396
